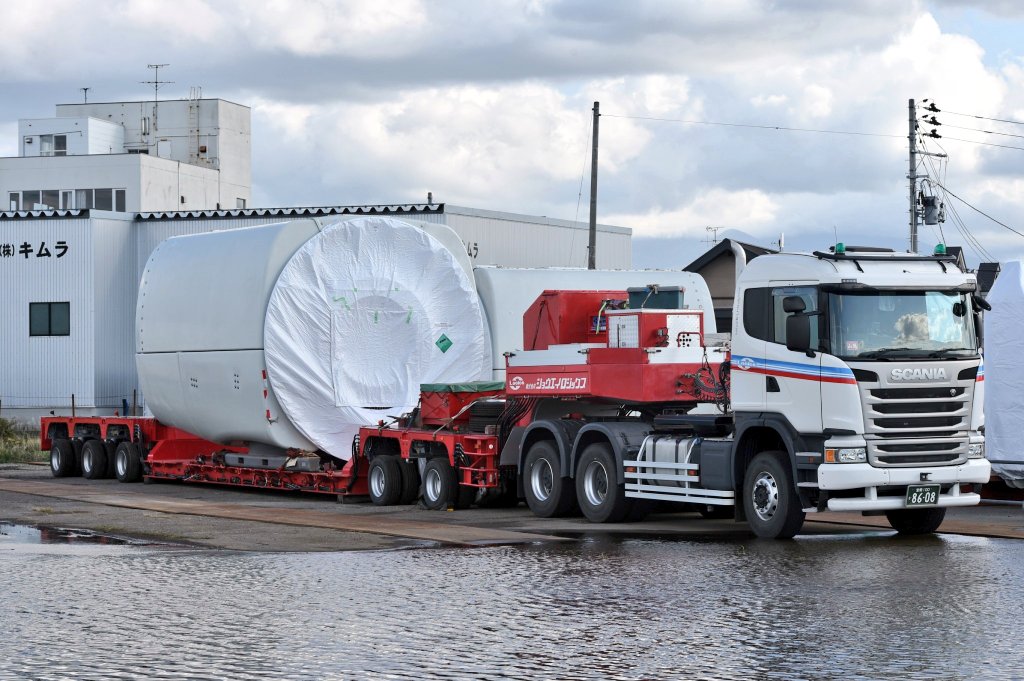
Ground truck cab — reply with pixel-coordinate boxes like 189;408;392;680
729;245;989;535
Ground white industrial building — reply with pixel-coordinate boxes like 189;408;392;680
2;97;251;213
0;204;632;421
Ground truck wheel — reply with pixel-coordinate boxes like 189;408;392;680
50;440;76;478
743;451;805;539
114;442;143;483
523;440;576;518
422;457;459;510
368;455;403;506
885;508;946;535
576;443;631;523
399;459;421;504
81;439;108;480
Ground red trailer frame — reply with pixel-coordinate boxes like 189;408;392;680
40;415;367;496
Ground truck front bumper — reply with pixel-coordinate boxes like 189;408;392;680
818;458;991;512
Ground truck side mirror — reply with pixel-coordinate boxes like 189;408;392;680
786;314;813;356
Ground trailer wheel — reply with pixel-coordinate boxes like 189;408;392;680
523;440;576;518
743;451;805;539
885;508;946;535
114;442;143;483
81;439;108;480
422;457;459;510
576;443;631;523
399;459;421;504
50;440;76;478
368;455;403;506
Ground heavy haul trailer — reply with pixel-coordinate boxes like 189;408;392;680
360;245;993;539
41;416;368;496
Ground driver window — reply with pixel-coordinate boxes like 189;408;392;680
771;286;818;347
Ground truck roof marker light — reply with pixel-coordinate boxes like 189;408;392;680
934;243;947;255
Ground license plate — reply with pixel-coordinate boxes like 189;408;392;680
905;484;941;507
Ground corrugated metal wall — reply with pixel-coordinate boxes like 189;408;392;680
92;217;138;410
443;206;631;269
0;217;96;410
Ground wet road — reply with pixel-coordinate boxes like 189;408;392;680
2;523;1023;680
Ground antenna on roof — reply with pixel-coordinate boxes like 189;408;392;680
79;87;90;103
141;64;173;102
704;226;722;245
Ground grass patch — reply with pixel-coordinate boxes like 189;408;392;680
0;418;45;464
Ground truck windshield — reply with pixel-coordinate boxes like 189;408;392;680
827;290;978;359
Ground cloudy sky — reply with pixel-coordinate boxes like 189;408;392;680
2;0;1023;268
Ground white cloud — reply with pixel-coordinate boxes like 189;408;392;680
604;188;779;239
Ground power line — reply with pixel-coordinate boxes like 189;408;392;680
602;113;904;139
929;134;1024;153
924;120;1024;141
932;107;1024;128
931;179;1024;240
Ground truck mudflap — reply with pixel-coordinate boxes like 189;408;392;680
819;458;990;512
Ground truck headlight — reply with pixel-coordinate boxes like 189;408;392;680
825;447;866;463
968;443;985;459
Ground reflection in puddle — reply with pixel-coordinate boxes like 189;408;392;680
0;523;142;545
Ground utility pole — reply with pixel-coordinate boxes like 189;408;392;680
587;101;600;270
908;98;919;253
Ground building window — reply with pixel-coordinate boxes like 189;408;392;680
8;193;18;211
29;302;70;337
236;198;246;209
41;189;59;210
115;189;126;212
94;188;113;211
61;190;72;210
21;190;42;209
39;134;67;157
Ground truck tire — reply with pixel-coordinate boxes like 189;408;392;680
50;440;76;478
114;442;143;483
576;442;631;523
743;451;805;539
81;439;108;480
422;457;459;510
885;507;946;535
368;455;403;506
523;440;576;518
399;459;421;505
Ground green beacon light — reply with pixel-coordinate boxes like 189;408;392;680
934;243;947;256
834;242;846;254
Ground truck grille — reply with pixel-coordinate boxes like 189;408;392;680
860;381;973;467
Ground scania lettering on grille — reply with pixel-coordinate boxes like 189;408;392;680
890;367;947;381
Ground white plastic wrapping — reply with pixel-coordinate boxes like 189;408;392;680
264;217;492;457
983;260;1024;485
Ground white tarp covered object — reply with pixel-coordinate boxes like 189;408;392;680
264;217;491;458
983;260;1024;485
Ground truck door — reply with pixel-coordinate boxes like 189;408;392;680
764;284;823;433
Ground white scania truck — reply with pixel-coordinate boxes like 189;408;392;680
488;243;992;538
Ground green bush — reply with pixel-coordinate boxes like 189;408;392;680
0;418;44;464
